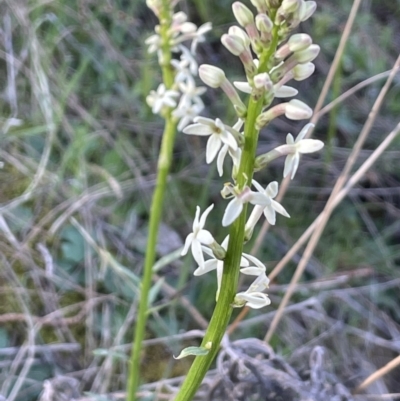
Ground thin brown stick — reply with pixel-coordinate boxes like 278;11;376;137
354;354;400;394
311;0;363;120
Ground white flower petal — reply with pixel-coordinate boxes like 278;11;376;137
233;81;252;94
235;292;271;309
222;197;243;227
194;259;218;276
206;134;222;163
217;144;229;176
286;133;295;144
199;203;214;227
220;130;238;151
181;232;194;255
251;179;265;194
296;139;324;154
242;253;266;271
264;206;276;225
193;206;201;231
283;153;295;178
290;153;300;179
266;181;278;198
271;199;290;218
183;123;213;136
249;192;270;206
197;229;215;245
296;123;314;142
191;239;205;267
240;266;264;275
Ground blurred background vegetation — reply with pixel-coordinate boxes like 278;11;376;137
0;0;400;400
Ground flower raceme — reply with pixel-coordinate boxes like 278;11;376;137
178;0;323;311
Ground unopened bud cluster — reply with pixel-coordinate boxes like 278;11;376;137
145;0;212;130
143;0;324;310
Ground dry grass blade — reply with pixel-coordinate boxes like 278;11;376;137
354;355;400;394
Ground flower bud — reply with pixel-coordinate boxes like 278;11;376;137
253;73;273;92
285;99;313;120
210;241;226;260
250;0;267;13
288;33;312;52
228;26;251;48
255;13;273;33
199;64;226;88
299;1;317;21
280;0;300;13
293;62;315;80
293;44;320;63
232;2;254;27
221;34;245;56
274;85;298;97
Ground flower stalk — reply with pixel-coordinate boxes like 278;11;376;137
175;0;324;399
127;0;210;399
174;12;279;401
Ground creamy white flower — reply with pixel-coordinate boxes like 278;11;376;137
191;22;212;54
217;144;242;177
221;185;256;227
171;46;199;82
173;97;204;131
216;119;243;176
234;273;271;309
183;117;238;164
194;236;249;299
178;76;206;106
146;84;179;114
282;123;324;179
246;180;290;226
181;204;215;268
240;252;267;276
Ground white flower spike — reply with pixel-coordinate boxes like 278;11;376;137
181;204;215;268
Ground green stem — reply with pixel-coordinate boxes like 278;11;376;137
127;1;177;400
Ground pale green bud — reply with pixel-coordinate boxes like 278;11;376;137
280;0;300;13
288;33;312;52
255;13;273;33
285;99;312;120
299;1;317;21
210;241;226;260
199;64;226;88
232;1;254;27
221;34;245;56
250;0;267;13
293;44;320;63
293;62;315;80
